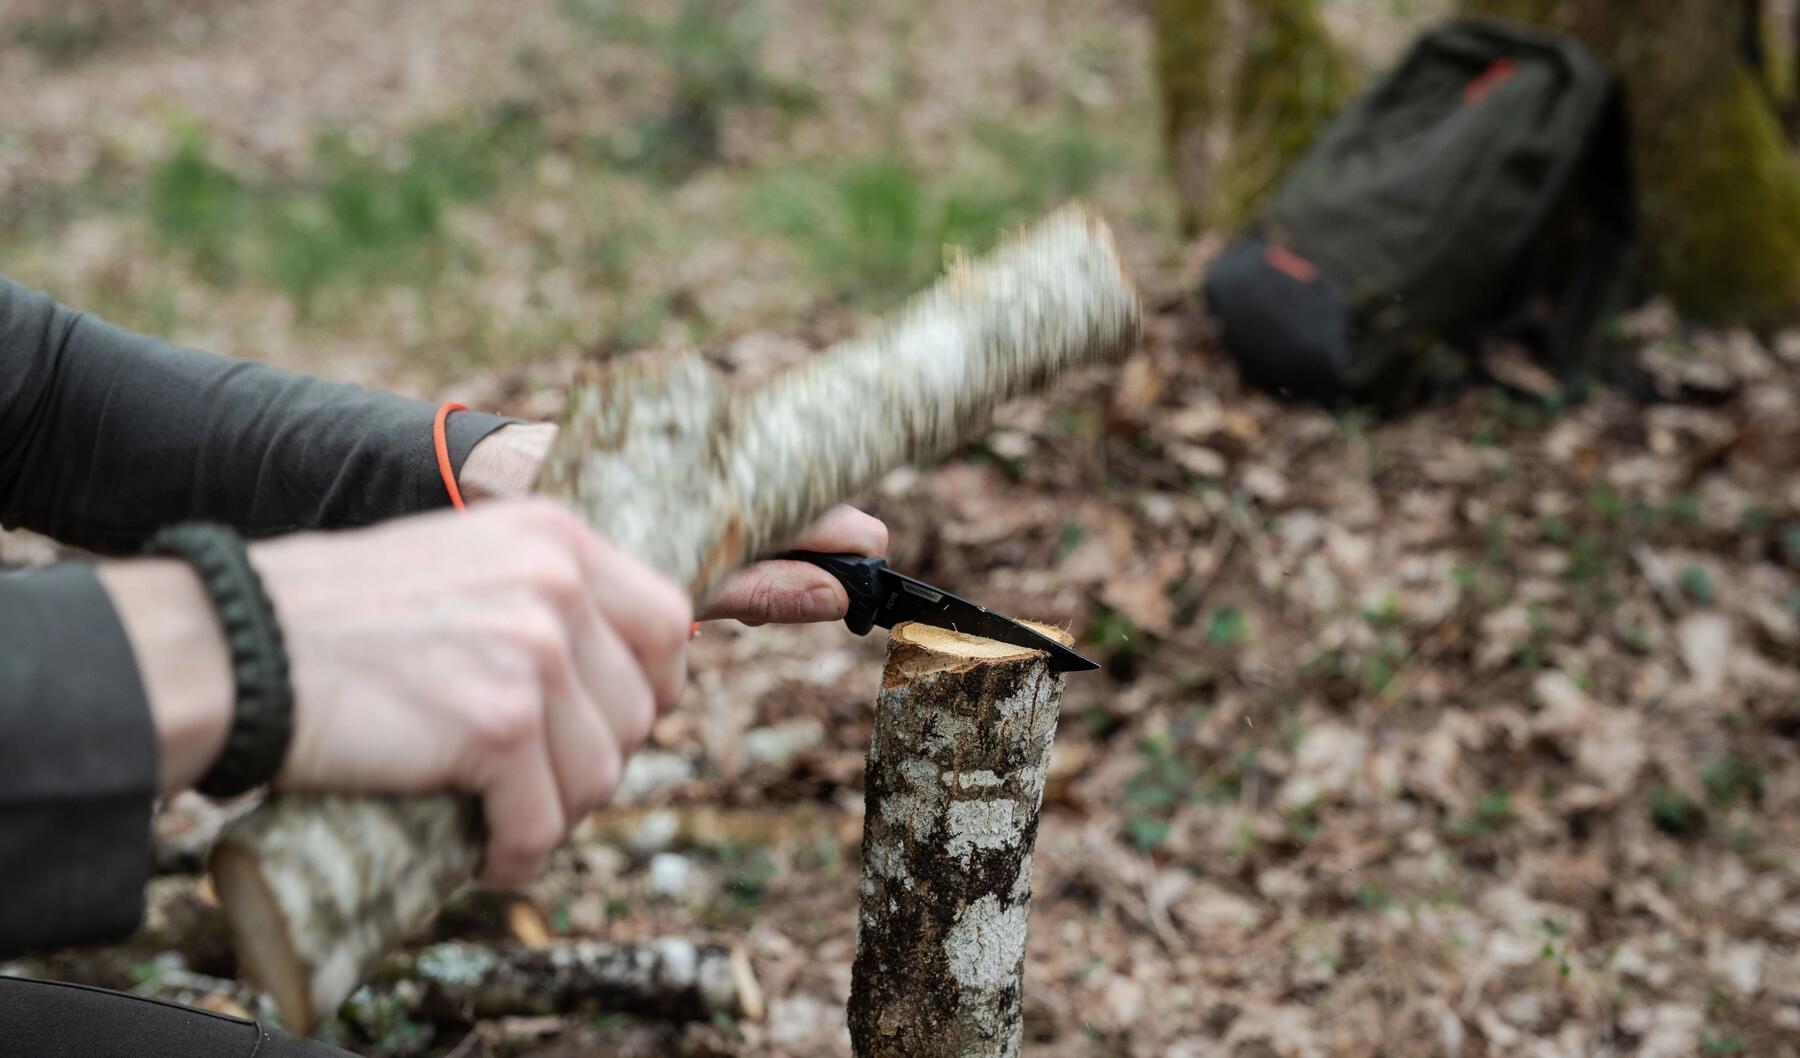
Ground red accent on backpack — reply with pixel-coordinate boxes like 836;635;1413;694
1463;57;1518;104
1264;244;1319;284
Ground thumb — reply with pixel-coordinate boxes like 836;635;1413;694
700;561;850;626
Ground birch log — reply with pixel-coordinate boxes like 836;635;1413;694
848;621;1070;1058
404;939;763;1023
210;204;1139;1033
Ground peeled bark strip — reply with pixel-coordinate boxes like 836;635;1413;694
403;939;763;1023
849;621;1070;1058
211;204;1139;1033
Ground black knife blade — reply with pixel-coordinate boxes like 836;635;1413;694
776;552;1099;673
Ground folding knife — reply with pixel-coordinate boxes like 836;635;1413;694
778;551;1098;673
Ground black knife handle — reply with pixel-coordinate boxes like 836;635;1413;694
776;551;887;635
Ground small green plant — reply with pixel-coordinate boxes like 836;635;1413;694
1514;604;1554;671
1205;606;1248;647
1453;790;1516;839
1679;564;1716;604
1086;607;1141;662
1649;785;1705;836
1588;485;1626;521
1284;799;1322;844
1056;521;1084;560
701;845;778;926
1666;492;1702;525
1701;1032;1746;1055
1123;735;1195;851
1781;524;1800;567
1701;753;1763;809
1538;920;1572;979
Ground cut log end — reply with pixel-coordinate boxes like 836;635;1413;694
884;620;1074;684
209;842;311;1030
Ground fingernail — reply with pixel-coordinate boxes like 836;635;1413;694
802;585;842;621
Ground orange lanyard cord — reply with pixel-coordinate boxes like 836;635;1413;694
433;402;470;511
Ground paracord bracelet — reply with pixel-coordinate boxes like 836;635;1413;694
143;523;294;798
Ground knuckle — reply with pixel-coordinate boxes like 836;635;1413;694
511;607;570;676
471;693;543;752
523;554;586;612
618;686;656;747
504;810;566;865
744;576;784;625
573;741;623;815
657;590;695;649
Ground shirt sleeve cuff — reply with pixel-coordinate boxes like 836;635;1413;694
0;563;157;954
443;409;519;483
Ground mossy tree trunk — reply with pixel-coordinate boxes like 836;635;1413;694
1152;0;1348;233
1462;0;1800;326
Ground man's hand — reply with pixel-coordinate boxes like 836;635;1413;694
701;504;889;624
103;499;691;887
461;422;889;626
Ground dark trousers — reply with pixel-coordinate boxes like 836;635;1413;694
0;976;359;1057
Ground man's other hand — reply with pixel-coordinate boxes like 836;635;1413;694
701;505;889;625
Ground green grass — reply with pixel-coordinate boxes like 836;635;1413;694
147;105;542;315
748;121;1112;307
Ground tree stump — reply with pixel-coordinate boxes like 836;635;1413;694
848;621;1072;1058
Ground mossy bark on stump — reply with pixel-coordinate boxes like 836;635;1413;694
1465;0;1800;325
1152;0;1347;232
848;622;1071;1058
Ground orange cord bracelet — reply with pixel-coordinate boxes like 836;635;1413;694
433;402;470;511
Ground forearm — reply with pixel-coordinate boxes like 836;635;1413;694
0;273;516;552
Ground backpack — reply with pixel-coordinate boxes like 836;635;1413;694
1204;17;1635;405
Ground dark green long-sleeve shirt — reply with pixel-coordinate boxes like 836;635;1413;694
0;272;513;955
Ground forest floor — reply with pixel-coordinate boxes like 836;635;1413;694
3;2;1798;1056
